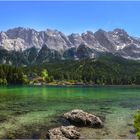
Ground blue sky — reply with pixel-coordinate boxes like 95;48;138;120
0;1;140;36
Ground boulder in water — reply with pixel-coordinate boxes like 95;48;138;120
63;109;103;128
47;125;80;139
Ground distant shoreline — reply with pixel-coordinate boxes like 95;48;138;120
29;83;140;88
2;83;140;88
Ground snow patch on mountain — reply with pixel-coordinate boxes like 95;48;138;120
0;27;140;60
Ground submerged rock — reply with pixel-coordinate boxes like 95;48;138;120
129;128;137;134
127;123;133;126
47;125;80;139
63;109;103;128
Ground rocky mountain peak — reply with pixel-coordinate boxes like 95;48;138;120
94;29;115;52
68;33;84;48
46;29;60;36
0;27;140;62
95;29;107;34
108;28;133;50
113;28;128;36
0;32;8;41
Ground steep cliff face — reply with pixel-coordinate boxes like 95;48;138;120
0;27;140;65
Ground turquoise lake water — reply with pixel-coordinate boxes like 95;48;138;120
0;86;140;139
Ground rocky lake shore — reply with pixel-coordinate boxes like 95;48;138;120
47;109;103;139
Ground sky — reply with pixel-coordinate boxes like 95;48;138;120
0;1;140;37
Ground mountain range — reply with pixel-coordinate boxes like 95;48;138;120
0;27;140;65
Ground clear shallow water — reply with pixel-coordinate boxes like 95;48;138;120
0;86;140;139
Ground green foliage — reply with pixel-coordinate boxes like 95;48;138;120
24;54;140;85
0;65;28;85
40;69;54;83
22;74;29;84
27;69;54;84
134;110;140;139
2;54;140;85
0;78;7;85
46;76;54;83
41;69;53;83
41;69;48;80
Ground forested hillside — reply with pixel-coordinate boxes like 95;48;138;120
24;54;140;85
1;54;140;85
0;65;28;85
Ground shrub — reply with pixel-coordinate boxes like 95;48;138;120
134;110;140;139
0;78;7;85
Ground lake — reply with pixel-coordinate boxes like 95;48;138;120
0;86;140;139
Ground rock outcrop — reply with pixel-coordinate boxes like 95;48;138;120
47;125;80;140
1;27;140;62
63;109;103;128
